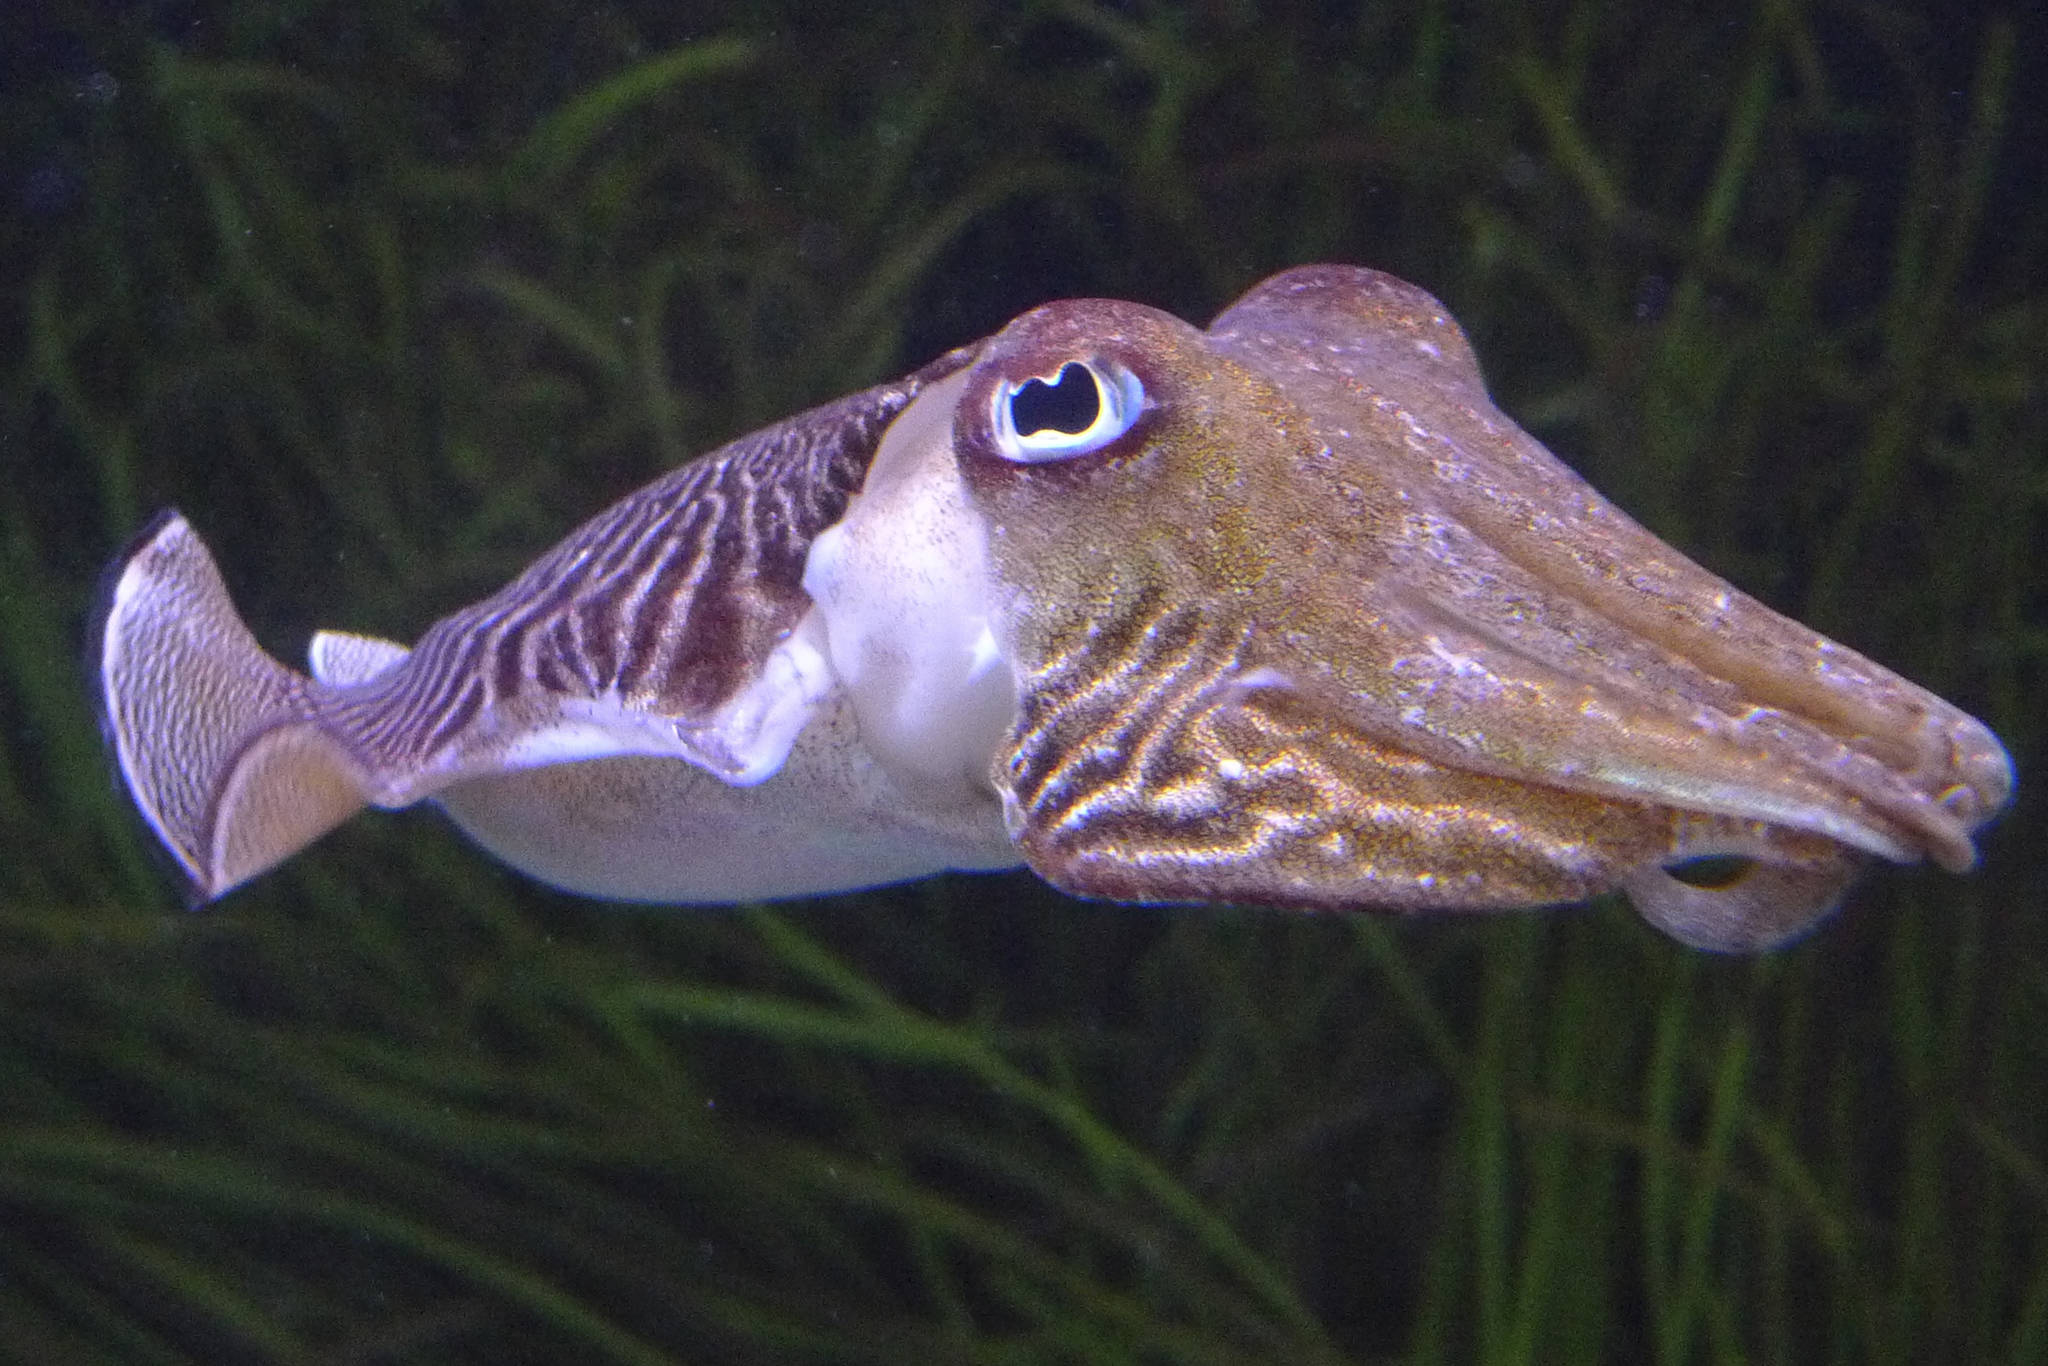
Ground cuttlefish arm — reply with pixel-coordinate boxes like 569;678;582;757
96;265;2012;950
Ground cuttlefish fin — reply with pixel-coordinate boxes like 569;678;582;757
98;511;373;905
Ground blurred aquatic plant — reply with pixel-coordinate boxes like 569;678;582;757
2;0;2044;1361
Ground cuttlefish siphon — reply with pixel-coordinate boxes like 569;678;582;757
96;265;2013;951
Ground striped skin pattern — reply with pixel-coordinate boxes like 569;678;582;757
320;347;978;791
999;591;1666;914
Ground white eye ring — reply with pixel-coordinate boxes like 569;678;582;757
989;359;1146;463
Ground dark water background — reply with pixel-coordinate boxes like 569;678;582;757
2;2;2043;1361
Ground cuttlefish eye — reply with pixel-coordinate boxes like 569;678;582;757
989;358;1146;463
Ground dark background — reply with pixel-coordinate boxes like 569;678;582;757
2;1;2043;1361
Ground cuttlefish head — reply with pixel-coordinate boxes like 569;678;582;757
935;266;2012;950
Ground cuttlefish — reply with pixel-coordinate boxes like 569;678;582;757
96;266;2013;951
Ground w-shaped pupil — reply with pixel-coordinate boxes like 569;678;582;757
1010;363;1099;436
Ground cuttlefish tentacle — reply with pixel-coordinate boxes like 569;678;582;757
96;264;2010;952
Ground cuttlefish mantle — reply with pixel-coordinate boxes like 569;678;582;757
96;265;2013;951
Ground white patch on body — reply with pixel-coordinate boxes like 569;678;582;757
802;366;1020;809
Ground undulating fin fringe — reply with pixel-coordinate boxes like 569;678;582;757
97;511;370;905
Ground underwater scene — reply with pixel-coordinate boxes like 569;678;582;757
4;1;2044;1361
